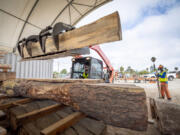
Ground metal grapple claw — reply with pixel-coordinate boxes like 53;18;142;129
16;22;75;58
52;22;75;50
25;35;39;57
39;26;52;53
17;38;26;58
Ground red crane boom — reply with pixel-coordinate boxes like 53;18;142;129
90;45;114;83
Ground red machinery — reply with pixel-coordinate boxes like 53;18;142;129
72;45;114;83
90;45;114;83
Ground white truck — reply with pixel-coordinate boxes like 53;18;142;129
167;71;177;81
143;71;176;81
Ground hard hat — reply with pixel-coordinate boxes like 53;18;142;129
158;65;163;69
84;65;88;69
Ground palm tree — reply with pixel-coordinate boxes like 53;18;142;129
175;67;178;72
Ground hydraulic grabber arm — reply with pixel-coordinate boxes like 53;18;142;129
90;45;114;83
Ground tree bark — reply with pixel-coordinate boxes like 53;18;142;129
1;79;147;131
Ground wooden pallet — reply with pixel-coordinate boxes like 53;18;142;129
0;97;105;135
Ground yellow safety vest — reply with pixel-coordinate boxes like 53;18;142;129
159;71;168;82
83;72;88;78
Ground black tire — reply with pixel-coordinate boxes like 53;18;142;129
168;76;174;81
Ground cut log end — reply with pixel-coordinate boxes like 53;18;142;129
150;98;180;134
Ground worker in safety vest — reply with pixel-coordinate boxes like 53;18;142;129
156;65;171;100
83;65;88;79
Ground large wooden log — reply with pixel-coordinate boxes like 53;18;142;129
150;98;180;134
24;78;104;83
21;47;90;61
1;79;147;131
21;11;122;60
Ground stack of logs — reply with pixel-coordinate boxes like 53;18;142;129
0;78;148;131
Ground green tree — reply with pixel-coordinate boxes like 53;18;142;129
120;66;124;74
60;69;67;74
125;66;135;75
125;66;131;73
139;70;149;75
53;71;59;78
53;71;59;75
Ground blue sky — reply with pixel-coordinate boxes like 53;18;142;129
54;0;180;72
124;0;179;30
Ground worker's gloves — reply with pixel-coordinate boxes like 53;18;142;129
155;73;159;77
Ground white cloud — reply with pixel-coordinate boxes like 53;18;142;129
54;0;180;72
98;4;180;71
76;0;177;29
76;0;153;27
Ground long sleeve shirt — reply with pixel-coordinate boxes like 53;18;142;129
157;71;166;78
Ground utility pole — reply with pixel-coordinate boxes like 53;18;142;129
151;57;161;98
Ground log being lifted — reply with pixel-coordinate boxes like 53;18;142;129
1;79;147;131
21;12;122;60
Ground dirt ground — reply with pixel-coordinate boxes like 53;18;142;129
112;79;180;135
135;79;180;104
115;79;180;103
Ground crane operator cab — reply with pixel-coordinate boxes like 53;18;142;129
71;57;103;79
